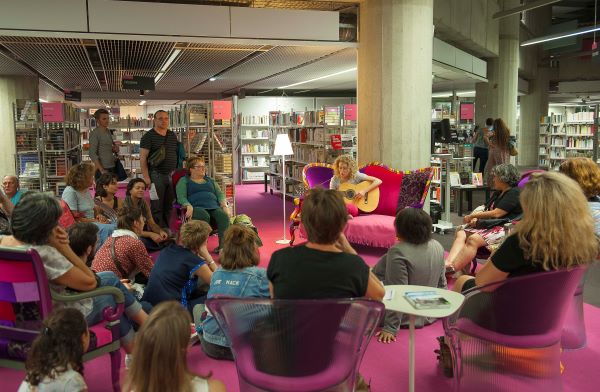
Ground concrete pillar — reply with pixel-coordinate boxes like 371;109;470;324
475;0;519;132
0;76;39;176
358;0;433;170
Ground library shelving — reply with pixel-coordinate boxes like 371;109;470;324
539;110;595;170
14;100;81;195
239;114;270;183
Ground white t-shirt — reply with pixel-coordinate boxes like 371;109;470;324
62;186;95;219
18;366;87;392
191;377;209;392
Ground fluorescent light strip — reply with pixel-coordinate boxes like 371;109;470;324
431;92;451;98
39;98;48;103
456;91;476;96
521;25;600;46
139;100;146;106
155;49;182;84
278;67;357;90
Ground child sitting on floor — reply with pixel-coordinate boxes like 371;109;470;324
373;208;447;344
19;308;90;392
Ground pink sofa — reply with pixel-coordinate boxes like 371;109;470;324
295;162;433;248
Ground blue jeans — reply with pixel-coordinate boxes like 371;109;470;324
94;222;116;249
85;271;144;346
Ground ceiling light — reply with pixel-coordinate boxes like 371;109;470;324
105;105;110;108
521;25;600;46
431;92;452;98
139;100;146;106
278;67;357;89
39;98;48;103
456;91;476;96
209;77;217;82
154;48;182;85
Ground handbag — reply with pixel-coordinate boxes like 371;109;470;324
474;217;511;229
114;158;128;181
147;135;168;167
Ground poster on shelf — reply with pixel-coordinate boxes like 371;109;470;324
330;134;342;149
472;172;483;186
42;103;64;122
213;100;232;120
460;103;474;121
344;104;357;121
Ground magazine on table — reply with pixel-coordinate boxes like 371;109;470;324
404;291;451;310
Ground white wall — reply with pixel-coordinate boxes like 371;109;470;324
237;96;355;116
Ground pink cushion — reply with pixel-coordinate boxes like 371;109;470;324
360;165;403;216
344;214;396;248
89;323;113;348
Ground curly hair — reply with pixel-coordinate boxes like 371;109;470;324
491;163;520;187
516;171;598;271
65;163;95;190
332;154;358;180
24;308;87;386
559;157;600;199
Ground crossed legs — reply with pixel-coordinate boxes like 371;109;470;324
446;230;486;272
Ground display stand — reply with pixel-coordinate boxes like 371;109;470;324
431;153;453;234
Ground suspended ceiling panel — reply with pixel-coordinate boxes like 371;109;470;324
157;43;265;92
0;51;35;76
191;45;345;93
247;47;356;90
96;40;175;91
0;36;100;91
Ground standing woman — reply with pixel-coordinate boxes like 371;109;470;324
329;155;382;217
472;118;492;172
123;178;169;251
176;156;231;253
483;118;511;188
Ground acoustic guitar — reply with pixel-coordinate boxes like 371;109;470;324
338;181;380;213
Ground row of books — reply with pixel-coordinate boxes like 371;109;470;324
241;143;269;153
241;115;269;125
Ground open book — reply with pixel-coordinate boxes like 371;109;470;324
404;291;451;310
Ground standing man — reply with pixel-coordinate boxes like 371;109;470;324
140;110;178;229
89;108;119;179
2;175;23;205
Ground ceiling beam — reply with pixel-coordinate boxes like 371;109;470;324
493;0;562;20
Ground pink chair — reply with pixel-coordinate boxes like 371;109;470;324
443;267;586;392
206;298;384;392
0;247;124;392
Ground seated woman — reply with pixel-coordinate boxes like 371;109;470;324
123;178;169;251
454;171;598;294
0;192;148;355
373;208;447;344
200;225;269;361
142;220;217;312
94;172;123;224
176;156;231;253
268;187;384;300
92;207;154;283
446;163;523;273
329;154;382;217
61;163;115;245
559;157;600;235
125;301;226;392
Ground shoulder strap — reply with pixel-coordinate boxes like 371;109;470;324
110;237;128;277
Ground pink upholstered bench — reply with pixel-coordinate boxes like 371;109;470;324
294;163;433;248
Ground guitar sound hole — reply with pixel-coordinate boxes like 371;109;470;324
346;190;355;199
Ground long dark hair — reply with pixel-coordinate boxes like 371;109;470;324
24;308;88;386
492;118;510;151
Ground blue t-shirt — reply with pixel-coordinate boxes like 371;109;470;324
141;244;206;306
10;190;23;206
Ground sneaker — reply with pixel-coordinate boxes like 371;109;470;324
125;354;133;370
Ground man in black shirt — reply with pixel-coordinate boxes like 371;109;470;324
140;110;179;228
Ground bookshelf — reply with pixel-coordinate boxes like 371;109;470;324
539;110;595;170
14;100;81;195
239;114;270;183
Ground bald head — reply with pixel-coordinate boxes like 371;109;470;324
2;175;19;197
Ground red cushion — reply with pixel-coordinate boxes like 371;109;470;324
360;165;403;216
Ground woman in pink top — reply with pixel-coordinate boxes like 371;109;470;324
92;207;154;281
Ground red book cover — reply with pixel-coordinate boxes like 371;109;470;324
300;128;307;143
330;134;342;149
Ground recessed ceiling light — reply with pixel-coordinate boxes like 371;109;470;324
139;100;146;106
209;77;217;82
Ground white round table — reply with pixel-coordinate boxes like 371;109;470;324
383;285;465;392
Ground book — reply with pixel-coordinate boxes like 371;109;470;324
449;172;461;187
472;172;483;186
404;291;451;310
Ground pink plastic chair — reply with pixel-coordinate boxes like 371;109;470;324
443;267;586;392
0;247;124;392
206;297;384;392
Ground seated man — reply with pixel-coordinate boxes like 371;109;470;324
3;175;23;206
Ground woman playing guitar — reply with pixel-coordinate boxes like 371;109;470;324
329;155;382;217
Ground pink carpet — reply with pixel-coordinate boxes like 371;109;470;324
2;184;599;391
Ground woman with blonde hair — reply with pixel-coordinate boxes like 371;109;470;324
126;301;226;392
454;171;598;293
329;154;381;217
176;156;231;253
200;224;269;360
483;118;511;187
559;157;600;235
